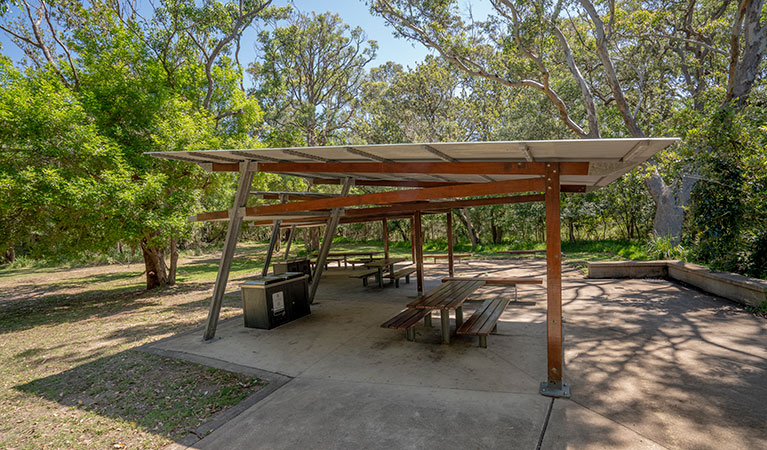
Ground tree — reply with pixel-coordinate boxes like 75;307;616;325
250;11;377;147
248;11;376;251
370;0;766;243
0;0;273;288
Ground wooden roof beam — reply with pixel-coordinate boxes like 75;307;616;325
203;161;589;175
256;161;588;176
251;191;340;201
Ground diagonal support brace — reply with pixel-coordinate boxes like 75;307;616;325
203;161;255;341
308;178;353;303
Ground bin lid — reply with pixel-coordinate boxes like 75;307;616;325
242;275;285;286
282;272;304;280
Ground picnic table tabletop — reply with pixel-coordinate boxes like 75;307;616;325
364;257;406;268
407;280;485;311
362;257;407;288
310;251;383;257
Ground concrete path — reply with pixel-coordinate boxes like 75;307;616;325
145;260;767;450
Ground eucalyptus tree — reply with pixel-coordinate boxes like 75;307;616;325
370;0;767;244
250;11;378;147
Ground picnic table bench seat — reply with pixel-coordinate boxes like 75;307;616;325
349;269;380;287
457;296;511;348
385;266;416;287
380;308;431;341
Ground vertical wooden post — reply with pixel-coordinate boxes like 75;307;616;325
382;218;389;260
540;162;569;398
309;178;352;303
203;161;254;341
414;211;425;296
283;224;296;260
447;211;454;278
410;217;416;262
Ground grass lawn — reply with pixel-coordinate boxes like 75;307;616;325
0;238;647;449
0;242;271;449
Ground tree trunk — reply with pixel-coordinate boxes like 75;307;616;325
141;238;169;290
3;246;15;264
168;238;178;286
568;220;575;243
644;169;696;243
457;208;479;246
393;220;409;242
304;227;321;252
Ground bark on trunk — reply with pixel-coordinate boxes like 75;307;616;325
3;246;15;264
393;220;409;242
644;168;696;243
141;238;169;290
168;238;178;286
457;208;480;246
304;227;321;252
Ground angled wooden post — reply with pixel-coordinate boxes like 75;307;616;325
309;178;352;303
540;162;570;398
414;211;425;296
203;161;255;341
382;218;389;260
283;224;297;260
447;211;454;277
262;194;287;276
262;221;281;276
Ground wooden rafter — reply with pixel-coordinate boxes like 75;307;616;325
190;179;545;222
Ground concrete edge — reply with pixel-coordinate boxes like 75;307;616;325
587;260;767;307
137;339;292;449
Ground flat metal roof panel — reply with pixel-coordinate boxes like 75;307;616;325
145;138;679;188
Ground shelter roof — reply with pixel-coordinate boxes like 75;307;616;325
146;138;678;189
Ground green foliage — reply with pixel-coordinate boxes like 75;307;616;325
687;104;767;278
0;0;269;276
647;235;688;261
250;11;377;146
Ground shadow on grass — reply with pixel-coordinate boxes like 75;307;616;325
0;279;227;336
15;349;262;443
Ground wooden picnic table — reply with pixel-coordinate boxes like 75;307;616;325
424;253;472;263
407;280;486;343
364;257;406;288
309;251;383;268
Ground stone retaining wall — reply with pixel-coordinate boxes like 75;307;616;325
587;260;767;308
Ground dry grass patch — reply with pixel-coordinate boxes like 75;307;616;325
0;242;269;449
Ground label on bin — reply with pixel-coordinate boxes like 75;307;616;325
272;291;285;314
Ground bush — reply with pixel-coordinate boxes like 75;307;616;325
647;235;688;261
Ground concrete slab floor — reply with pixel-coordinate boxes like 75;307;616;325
145;260;767;450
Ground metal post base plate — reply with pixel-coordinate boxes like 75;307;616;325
539;381;571;398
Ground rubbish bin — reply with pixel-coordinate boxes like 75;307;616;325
241;272;309;330
273;257;312;281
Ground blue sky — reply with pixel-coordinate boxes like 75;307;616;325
0;0;480;76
